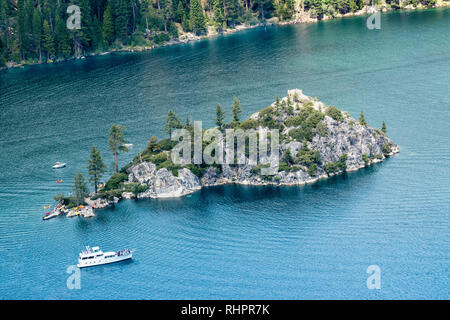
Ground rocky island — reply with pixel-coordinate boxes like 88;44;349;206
50;89;399;218
103;89;399;201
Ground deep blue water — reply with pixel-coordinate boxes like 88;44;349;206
0;8;449;299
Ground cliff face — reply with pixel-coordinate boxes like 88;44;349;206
128;162;201;198
125;89;399;198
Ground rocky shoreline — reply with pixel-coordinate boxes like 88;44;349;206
4;3;449;71
49;88;399;219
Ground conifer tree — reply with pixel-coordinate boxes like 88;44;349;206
381;121;387;134
72;172;89;206
87;146;106;194
164;110;182;137
216;104;225;129
108;124;129;173
231;97;242;123
146;136;159;153
359;111;367;126
212;0;225;30
102;4;115;45
55;16;72;58
42;19;55;60
32;8;43;61
190;0;206;35
175;1;185;23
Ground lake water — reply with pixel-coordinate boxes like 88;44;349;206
0;8;449;299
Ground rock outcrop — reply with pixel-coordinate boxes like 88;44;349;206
128;162;201;198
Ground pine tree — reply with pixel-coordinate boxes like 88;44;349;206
87;146;106;194
17;0;29;60
164;110;181;137
275;96;281;108
287;96;294;115
108;125;129;173
283;148;293;164
32;8;42;61
359;111;367;126
0;37;5;66
183;113;193;131
216;104;225;129
71;0;93;57
0;0;10;56
181;12;190;32
231;97;242;123
42;19;55;61
381;121;387;134
212;0;225;30
102;4;115;45
175;1;185;23
146;136;159;153
113;0;132;42
163;0;173;32
72;172;89;206
55;16;72;58
190;0;206;35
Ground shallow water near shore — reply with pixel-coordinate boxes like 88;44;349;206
0;8;449;299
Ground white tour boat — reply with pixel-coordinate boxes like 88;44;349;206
77;246;133;268
52;162;66;169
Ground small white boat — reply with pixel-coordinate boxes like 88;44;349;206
42;210;60;220
52;162;66;169
77;246;133;268
122;143;133;149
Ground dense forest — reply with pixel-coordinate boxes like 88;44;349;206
0;0;440;66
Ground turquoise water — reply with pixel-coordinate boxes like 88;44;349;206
0;9;449;299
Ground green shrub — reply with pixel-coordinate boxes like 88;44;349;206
325;106;344;122
259;106;273;118
104;172;128;191
324;154;347;175
308;163;318;176
120;163;132;174
239;119;259;130
338;154;348;171
362;153;370;165
278;162;292;172
324;162;338;175
315;122;328;137
134;184;148;197
297;142;321;167
259;113;282;129
373;154;383;160
285;106;324;141
53;195;82;209
157;159;182;175
186;164;206;177
382;142;393;156
250;163;270;175
158;139;175;151
149;152;168;165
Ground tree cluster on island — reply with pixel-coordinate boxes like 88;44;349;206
0;0;439;67
54;124;133;208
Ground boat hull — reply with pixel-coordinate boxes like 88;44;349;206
77;253;132;268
